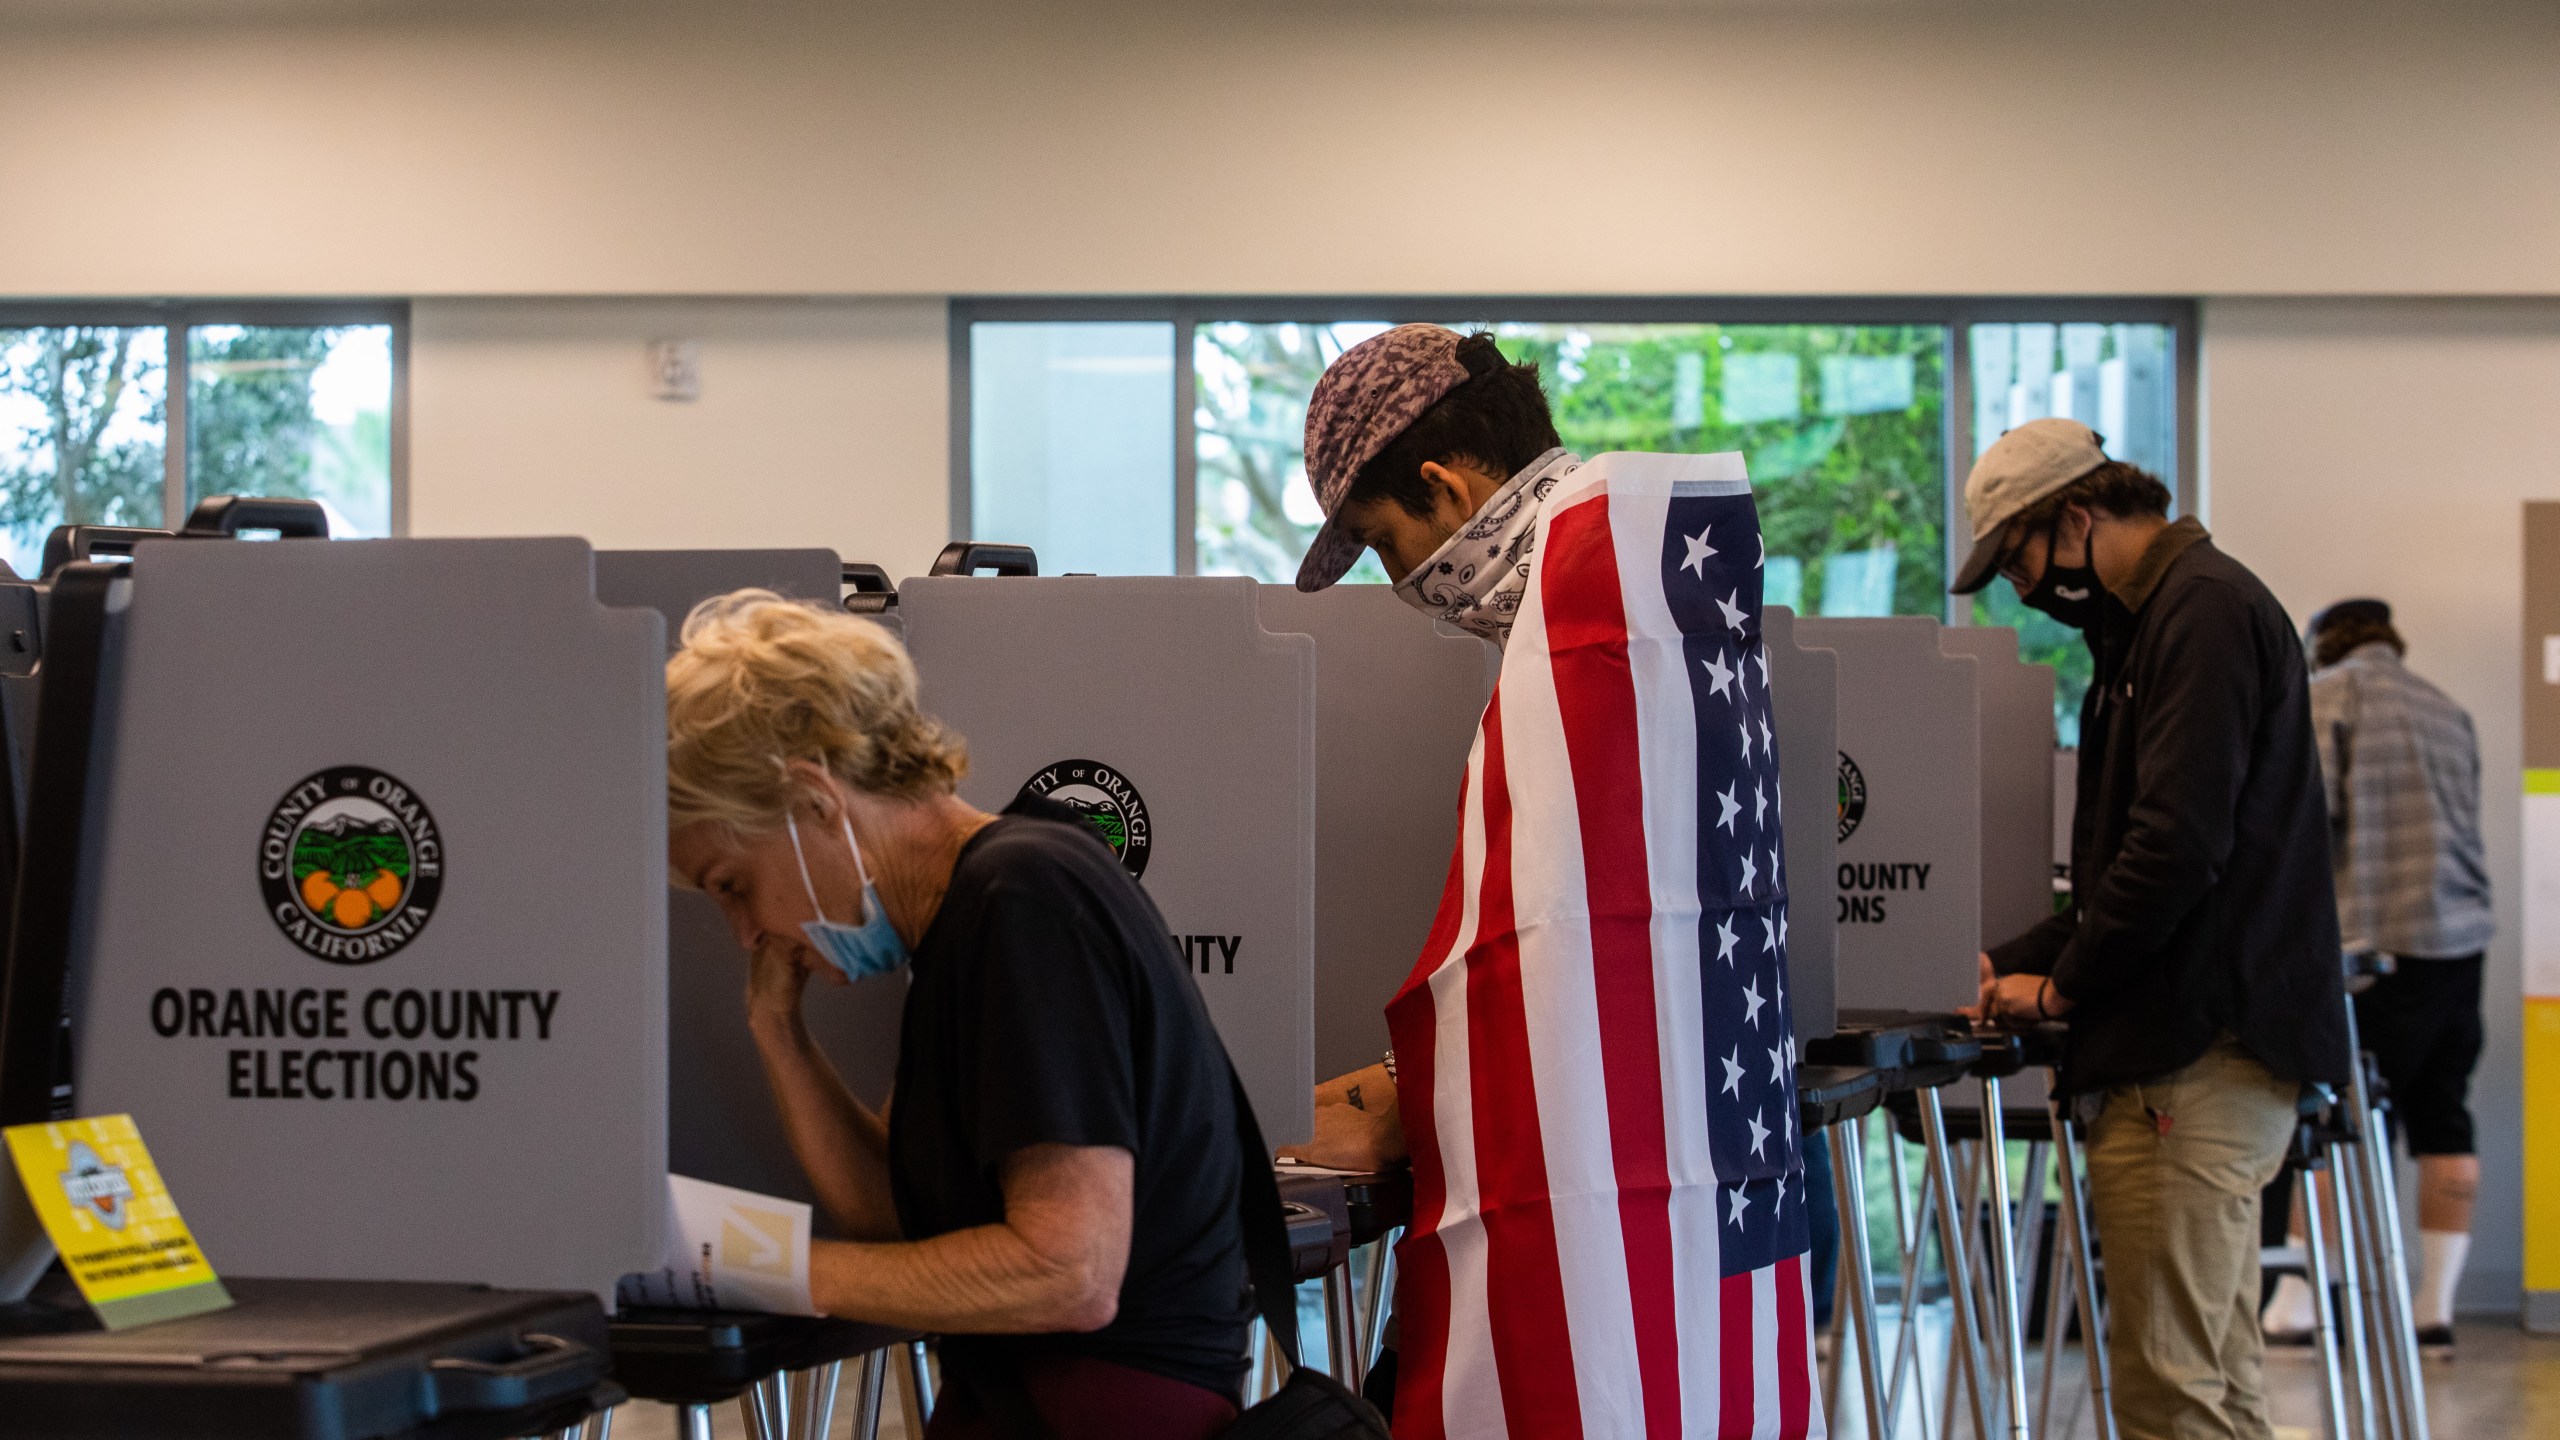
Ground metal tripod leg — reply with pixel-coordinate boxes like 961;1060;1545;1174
855;1348;888;1440
2034;1144;2072;1440
1324;1260;1365;1390
1919;1086;1996;1440
1979;1078;2033;1440
1886;1146;1944;1440
2302;1155;2353;1440
677;1405;715;1440
2050;1102;2116;1440
2323;1151;2381;1440
801;1360;844;1440
2343;1002;2430;1440
1362;1233;1400;1374
896;1341;935;1437
1831;1113;1891;1440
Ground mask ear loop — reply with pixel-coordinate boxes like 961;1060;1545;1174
784;810;838;925
836;814;879;925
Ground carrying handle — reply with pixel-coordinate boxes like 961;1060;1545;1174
38;526;174;579
181;495;331;539
927;542;1038;578
841;562;899;614
425;1331;596;1412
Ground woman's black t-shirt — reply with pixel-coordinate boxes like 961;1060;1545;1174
886;797;1250;1401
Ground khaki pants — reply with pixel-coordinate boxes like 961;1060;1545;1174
2084;1037;2301;1440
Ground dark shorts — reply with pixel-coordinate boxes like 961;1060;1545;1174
2354;954;2484;1156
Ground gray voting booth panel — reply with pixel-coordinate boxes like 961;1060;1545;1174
1763;607;1838;1043
1937;627;2057;949
1939;626;2057;1107
1796;617;1981;1015
67;538;668;1296
1255;586;1493;1083
900;576;1317;1144
592;548;908;1214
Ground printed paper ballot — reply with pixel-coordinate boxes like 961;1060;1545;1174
616;1174;818;1316
3;1115;232;1329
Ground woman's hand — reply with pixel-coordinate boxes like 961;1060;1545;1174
744;934;826;1039
1295;1062;1407;1171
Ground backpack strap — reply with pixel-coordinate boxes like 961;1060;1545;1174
1226;1060;1302;1370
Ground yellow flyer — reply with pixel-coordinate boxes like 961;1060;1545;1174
4;1114;231;1329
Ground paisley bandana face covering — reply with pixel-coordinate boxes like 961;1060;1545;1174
1391;448;1579;645
786;811;910;981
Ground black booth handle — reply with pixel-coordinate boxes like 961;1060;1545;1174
927;542;1038;578
425;1332;597;1412
181;495;331;540
37;526;175;580
841;562;898;614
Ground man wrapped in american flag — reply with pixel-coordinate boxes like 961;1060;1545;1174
1291;325;1820;1440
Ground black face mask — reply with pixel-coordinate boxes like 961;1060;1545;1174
2018;521;2109;632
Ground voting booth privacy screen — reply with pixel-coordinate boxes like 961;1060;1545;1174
1800;616;1982;1015
1764;607;1838;1042
1258;585;1493;1081
38;538;669;1296
593;548;912;1214
901;576;1318;1144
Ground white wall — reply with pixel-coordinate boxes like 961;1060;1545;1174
408;298;950;572
2205;296;2560;1310
0;1;2555;298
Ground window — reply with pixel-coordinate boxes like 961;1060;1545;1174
0;304;403;575
1962;320;2185;741
956;301;2191;684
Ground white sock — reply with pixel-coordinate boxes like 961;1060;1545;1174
2263;1273;2318;1333
2416;1230;2469;1330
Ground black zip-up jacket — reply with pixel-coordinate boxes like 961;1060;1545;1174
1989;518;2352;1094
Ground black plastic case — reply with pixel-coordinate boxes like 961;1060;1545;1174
0;1275;619;1440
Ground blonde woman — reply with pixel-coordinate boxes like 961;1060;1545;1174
665;591;1249;1438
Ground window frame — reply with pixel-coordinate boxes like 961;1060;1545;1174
0;299;411;537
952;297;2196;621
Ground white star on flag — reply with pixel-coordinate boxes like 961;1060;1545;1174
1759;714;1775;756
1742;976;1767;1028
1738;720;1753;762
1728;1185;1752;1228
1756;533;1765;569
1681;527;1718;578
1738;848;1759;894
1768;1044;1787;1086
1768;846;1781;886
1761;914;1779;955
1702;649;1736;700
1716;915;1739;964
1754;644;1770;689
1716;590;1749;634
1721;1047;1745;1098
1753;780;1767;827
1716;783;1741;834
1747;1108;1770;1158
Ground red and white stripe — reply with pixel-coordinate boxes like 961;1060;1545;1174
1386;454;1822;1440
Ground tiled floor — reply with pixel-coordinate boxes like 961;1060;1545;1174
596;1319;2559;1437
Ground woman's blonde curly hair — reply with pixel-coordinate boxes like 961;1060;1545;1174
665;589;967;836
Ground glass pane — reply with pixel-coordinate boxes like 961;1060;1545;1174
1966;321;2178;742
1196;321;1945;605
188;325;395;537
1195;322;1392;584
970;321;1175;575
0;326;167;575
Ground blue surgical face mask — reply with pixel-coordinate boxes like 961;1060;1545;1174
786;811;910;981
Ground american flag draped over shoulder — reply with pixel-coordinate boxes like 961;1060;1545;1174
1385;452;1819;1440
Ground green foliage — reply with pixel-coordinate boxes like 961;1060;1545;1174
0;328;167;542
1975;584;2094;744
1490;324;1946;615
188;326;332;503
